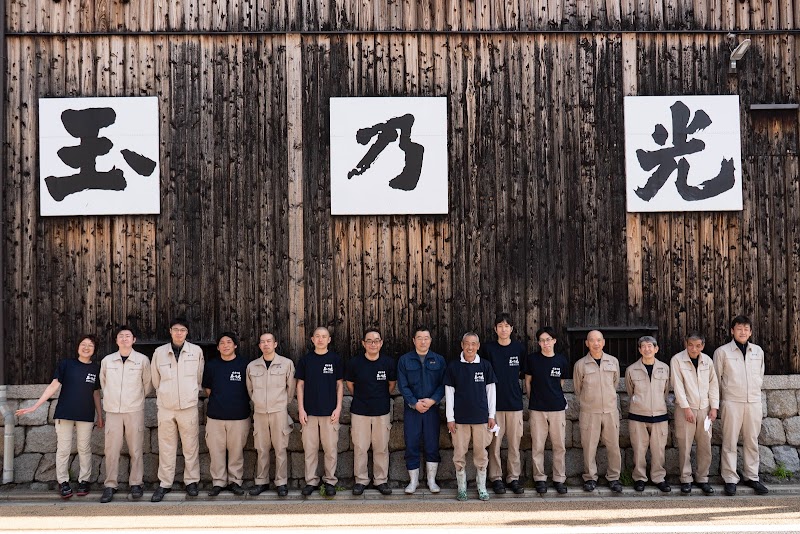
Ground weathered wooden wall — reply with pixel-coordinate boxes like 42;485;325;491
5;0;800;32
4;1;800;383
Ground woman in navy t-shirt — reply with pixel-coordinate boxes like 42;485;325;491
16;334;103;499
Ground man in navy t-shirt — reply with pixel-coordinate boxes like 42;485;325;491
482;312;526;495
295;326;344;497
346;328;396;496
202;332;251;496
445;332;497;501
525;326;568;495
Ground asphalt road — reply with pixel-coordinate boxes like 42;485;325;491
0;489;799;532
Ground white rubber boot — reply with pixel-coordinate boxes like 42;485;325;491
476;469;490;501
426;462;441;493
456;469;468;501
405;469;419;494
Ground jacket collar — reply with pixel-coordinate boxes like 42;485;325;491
459;352;481;364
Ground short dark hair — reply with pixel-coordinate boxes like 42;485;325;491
686;331;705;343
170;317;189;330
75;334;99;358
363;327;382;340
461;331;480;343
217;331;239;346
114;325;137;338
413;326;431;338
494;312;514;328
731;315;752;329
535;326;557;341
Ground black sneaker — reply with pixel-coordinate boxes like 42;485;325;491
301;484;318;496
656;481;671;493
680;483;692;494
249;484;269;496
554;482;567;494
130;485;144;499
100;487;116;503
229;483;245;496
277;485;289;497
76;481;90;496
695;482;714;495
376;483;392;495
724;483;737;496
151;486;171;502
535;481;547;494
352;483;366;496
507;480;524;494
59;482;73;499
633;480;646;492
608;480;623;493
492;479;506;494
185;482;199;497
583;479;597;492
323;483;337;497
208;485;224;497
745;479;769;495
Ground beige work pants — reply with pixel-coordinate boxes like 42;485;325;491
720;400;762;483
629;420;668;483
675;406;712;483
579;410;622;482
104;410;145;487
205;417;250;487
55;419;93;483
351;413;392;486
530;410;566;482
488;410;523;483
301;415;339;486
156;406;200;487
253;411;292;486
452;422;492;472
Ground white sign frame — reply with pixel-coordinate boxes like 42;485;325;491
624;95;743;213
329;97;448;215
39;96;161;216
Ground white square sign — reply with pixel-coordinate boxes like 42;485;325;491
39;96;160;216
624;95;742;212
330;97;448;215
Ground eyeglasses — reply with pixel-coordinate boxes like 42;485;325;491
538;338;555;344
170;327;188;333
364;339;383;345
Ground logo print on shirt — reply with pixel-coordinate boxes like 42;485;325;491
376;370;387;381
550;367;562;378
323;363;334;374
509;356;520;367
230;371;242;382
85;373;97;384
474;372;485;383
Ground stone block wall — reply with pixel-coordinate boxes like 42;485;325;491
3;376;800;489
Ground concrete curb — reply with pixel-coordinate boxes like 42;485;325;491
2;484;800;503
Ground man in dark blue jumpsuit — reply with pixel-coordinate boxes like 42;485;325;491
397;327;446;494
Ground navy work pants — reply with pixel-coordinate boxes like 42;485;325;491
403;405;441;470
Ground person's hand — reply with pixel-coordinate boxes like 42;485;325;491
447;421;456;434
415;400;428;413
708;408;718;422
299;409;308;426
96;417;104;429
15;406;35;416
488;418;496;430
331;407;341;423
684;407;695;424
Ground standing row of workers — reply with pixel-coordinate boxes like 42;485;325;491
16;314;768;501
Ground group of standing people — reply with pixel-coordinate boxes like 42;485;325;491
16;314;768;501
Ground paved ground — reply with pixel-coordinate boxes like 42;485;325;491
1;485;799;532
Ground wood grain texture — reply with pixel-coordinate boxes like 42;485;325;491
5;29;800;381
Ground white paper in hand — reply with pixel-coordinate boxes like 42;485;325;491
490;424;501;436
704;416;712;433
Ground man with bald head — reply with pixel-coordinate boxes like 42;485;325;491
572;330;623;493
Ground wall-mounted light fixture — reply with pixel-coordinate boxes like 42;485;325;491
729;38;752;73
